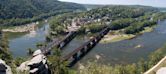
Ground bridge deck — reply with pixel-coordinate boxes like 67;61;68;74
61;37;89;56
41;31;77;55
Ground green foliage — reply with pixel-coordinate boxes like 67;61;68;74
36;42;44;49
49;13;77;35
0;31;13;64
85;22;106;33
78;44;166;74
46;35;53;42
66;22;107;35
0;11;73;26
109;18;135;30
78;62;138;74
0;0;85;26
146;45;166;69
78;62;113;74
48;47;69;74
80;5;157;20
0;0;85;19
77;26;86;34
153;12;166;21
14;57;26;67
124;21;157;34
49;5;159;35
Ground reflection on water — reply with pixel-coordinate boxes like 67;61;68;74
8;23;49;57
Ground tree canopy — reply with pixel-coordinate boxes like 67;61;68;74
0;0;86;26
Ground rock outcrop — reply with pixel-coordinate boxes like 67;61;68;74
17;49;50;74
0;59;12;74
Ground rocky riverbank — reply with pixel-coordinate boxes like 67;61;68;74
2;22;38;33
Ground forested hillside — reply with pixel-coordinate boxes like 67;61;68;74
0;0;86;26
49;5;162;35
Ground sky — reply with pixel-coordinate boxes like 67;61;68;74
59;0;166;7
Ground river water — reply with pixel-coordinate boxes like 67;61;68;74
8;20;166;65
8;22;49;57
63;20;166;65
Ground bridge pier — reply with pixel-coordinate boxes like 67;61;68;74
94;38;98;43
90;41;94;47
84;46;88;52
80;48;86;55
73;53;78;60
87;43;92;51
59;42;65;49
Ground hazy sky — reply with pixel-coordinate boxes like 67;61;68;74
59;0;166;7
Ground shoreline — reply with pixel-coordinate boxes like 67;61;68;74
2;22;39;33
100;32;135;43
100;26;155;44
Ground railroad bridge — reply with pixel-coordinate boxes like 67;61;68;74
17;27;110;74
40;27;110;67
41;31;77;55
62;27;110;67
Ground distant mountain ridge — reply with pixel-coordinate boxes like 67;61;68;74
83;4;162;10
0;0;86;26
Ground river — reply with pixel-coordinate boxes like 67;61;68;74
62;20;166;65
7;20;166;65
8;22;49;57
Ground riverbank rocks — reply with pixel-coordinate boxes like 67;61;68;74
33;49;42;57
17;49;50;74
134;44;142;48
2;23;36;33
0;59;12;74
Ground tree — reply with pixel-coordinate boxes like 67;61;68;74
0;31;13;64
48;47;69;74
124;64;137;74
109;18;134;30
137;59;147;73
